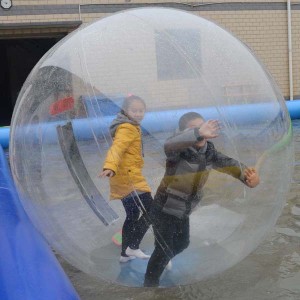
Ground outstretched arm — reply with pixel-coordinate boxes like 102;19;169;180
99;124;136;177
212;150;260;187
164;120;219;156
212;150;247;181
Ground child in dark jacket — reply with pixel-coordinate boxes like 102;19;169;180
144;112;260;287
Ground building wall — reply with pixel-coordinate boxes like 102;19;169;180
1;1;299;100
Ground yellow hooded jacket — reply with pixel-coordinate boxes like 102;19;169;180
103;122;151;200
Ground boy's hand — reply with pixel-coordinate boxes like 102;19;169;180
99;169;115;178
199;120;219;139
244;167;260;188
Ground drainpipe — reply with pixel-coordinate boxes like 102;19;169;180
287;0;293;100
78;4;82;21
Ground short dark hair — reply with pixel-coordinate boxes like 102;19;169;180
121;95;146;114
178;112;204;131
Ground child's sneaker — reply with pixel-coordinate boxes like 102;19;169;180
126;247;150;259
166;260;172;270
119;255;135;263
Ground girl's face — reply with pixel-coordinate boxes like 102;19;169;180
126;100;146;123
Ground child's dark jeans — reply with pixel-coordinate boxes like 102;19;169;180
121;192;153;256
144;205;190;287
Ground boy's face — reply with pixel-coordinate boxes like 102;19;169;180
126;100;146;123
186;117;207;148
186;117;204;129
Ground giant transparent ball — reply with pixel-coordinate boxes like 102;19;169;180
10;8;293;287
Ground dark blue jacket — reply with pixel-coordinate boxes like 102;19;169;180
153;128;247;219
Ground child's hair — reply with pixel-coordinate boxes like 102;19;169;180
121;95;146;115
179;112;204;131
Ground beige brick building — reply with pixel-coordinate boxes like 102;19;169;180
0;1;299;124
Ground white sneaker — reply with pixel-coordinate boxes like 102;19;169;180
166;260;172;271
125;247;150;259
119;255;136;263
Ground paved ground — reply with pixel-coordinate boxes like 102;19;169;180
58;120;300;300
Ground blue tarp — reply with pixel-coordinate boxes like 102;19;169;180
0;145;80;300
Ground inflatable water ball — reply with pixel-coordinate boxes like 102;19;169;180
10;7;293;287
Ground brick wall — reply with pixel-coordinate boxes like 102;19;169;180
1;1;299;100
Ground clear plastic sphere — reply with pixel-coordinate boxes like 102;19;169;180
10;8;293;287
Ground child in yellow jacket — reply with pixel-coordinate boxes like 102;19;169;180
99;95;153;263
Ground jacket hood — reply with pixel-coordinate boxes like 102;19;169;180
110;112;139;137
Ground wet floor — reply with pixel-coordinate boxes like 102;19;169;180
59;119;300;300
